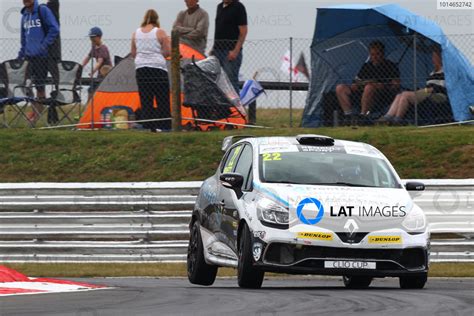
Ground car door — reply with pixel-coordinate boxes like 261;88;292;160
213;144;244;245
219;143;254;252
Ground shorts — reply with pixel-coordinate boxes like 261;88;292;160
27;57;49;93
414;89;448;104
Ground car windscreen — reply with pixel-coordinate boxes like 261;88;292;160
259;151;401;188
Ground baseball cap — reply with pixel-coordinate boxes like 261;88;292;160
88;27;103;37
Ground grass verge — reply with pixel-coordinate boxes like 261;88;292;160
3;262;473;278
0;125;472;182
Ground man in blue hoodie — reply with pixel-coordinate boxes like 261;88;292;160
18;0;60;123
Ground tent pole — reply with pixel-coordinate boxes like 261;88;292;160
171;30;182;132
413;34;418;127
289;37;293;128
90;41;95;129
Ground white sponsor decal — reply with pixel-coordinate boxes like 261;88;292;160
324;261;376;269
259;145;299;153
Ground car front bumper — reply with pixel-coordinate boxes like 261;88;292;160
256;243;429;277
249;224;429;277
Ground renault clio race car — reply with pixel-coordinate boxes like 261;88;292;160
187;135;429;289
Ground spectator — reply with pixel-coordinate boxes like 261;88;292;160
82;27;112;79
18;0;59;123
212;0;248;93
82;27;112;98
131;9;171;132
99;65;113;78
172;0;209;55
377;47;446;125
46;0;61;87
45;0;61;125
336;41;400;124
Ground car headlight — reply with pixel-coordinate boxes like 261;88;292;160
257;198;289;225
402;205;427;232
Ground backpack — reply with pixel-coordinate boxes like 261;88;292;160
37;1;61;60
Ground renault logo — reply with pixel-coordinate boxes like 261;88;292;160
344;219;359;237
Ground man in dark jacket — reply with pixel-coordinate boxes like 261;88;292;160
18;0;60;123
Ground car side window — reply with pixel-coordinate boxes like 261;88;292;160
233;145;253;191
221;145;243;174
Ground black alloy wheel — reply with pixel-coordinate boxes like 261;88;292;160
399;273;428;289
187;221;218;286
237;223;265;289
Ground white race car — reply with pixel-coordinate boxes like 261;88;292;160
187;135;429;289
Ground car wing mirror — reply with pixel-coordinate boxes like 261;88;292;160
405;181;425;191
220;173;244;199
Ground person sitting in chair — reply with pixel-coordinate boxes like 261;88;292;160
336;40;400;124
377;46;446;125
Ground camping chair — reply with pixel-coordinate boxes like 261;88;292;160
0;79;6;99
0;59;35;127
0;80;6;116
41;61;83;126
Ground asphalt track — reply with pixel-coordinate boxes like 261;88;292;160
0;277;473;316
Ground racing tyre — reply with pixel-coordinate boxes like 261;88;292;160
399;273;427;289
238;223;264;289
343;276;373;289
187;221;218;286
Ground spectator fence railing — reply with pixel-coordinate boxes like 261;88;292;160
0;180;472;263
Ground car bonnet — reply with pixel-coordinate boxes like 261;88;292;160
253;182;414;233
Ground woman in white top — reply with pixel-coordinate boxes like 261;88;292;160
131;9;171;132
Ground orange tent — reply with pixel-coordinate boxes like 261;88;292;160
79;44;246;130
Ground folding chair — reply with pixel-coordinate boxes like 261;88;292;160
0;72;6;100
0;59;35;127
42;61;83;126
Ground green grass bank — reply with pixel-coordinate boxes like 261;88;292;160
0;126;472;182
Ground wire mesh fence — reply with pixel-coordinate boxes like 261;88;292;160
0;34;472;130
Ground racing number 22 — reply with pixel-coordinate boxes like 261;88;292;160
262;153;282;161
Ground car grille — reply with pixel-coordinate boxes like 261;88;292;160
264;243;427;270
335;232;368;244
